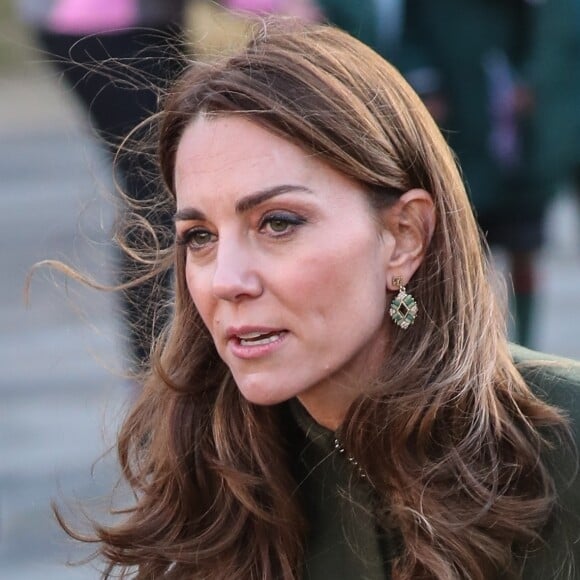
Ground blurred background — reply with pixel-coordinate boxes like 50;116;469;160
1;1;579;578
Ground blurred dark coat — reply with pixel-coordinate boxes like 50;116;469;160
397;0;538;219
319;0;554;223
316;0;381;52
526;0;580;195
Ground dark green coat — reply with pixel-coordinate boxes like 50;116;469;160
291;345;580;579
316;0;384;55
319;0;556;222
396;0;539;218
526;0;580;195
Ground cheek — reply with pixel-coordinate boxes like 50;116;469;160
184;263;197;303
292;236;386;298
184;263;213;328
284;249;388;378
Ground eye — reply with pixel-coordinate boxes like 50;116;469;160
267;217;292;233
176;227;216;251
260;212;306;236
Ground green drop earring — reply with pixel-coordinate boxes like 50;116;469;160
389;277;418;329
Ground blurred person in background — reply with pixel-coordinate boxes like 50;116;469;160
221;0;322;20
316;0;404;62
526;0;580;218
15;0;187;374
389;0;541;348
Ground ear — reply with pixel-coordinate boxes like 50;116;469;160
380;189;435;290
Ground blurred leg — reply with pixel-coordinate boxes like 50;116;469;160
510;250;536;347
37;27;185;372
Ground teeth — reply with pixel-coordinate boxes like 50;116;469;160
237;331;266;340
239;333;281;346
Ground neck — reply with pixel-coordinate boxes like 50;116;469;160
297;333;388;430
296;387;356;431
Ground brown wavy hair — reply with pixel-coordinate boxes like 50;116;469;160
73;19;571;579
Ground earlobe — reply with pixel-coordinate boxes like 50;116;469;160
383;188;435;289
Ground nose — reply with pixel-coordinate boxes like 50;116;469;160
211;238;263;301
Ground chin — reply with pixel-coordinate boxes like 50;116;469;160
238;388;290;407
235;375;295;407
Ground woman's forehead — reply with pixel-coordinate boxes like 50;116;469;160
173;115;370;218
174;117;317;195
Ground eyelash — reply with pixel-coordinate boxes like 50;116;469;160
176;212;307;252
259;211;307;236
176;228;216;251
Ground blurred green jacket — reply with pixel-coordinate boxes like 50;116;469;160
320;0;558;219
526;0;580;194
396;0;537;217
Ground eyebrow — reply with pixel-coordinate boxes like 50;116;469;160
174;184;313;222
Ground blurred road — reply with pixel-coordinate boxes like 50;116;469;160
1;66;579;580
0;68;129;580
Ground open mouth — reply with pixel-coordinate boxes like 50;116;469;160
236;331;286;346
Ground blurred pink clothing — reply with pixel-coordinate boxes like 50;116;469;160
224;0;321;20
225;0;277;12
48;0;138;33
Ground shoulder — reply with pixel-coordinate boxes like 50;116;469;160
510;344;580;417
510;345;580;577
510;345;580;476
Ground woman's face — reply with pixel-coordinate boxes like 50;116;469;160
174;116;396;421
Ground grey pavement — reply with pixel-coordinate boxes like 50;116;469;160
1;67;580;580
1;69;129;580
